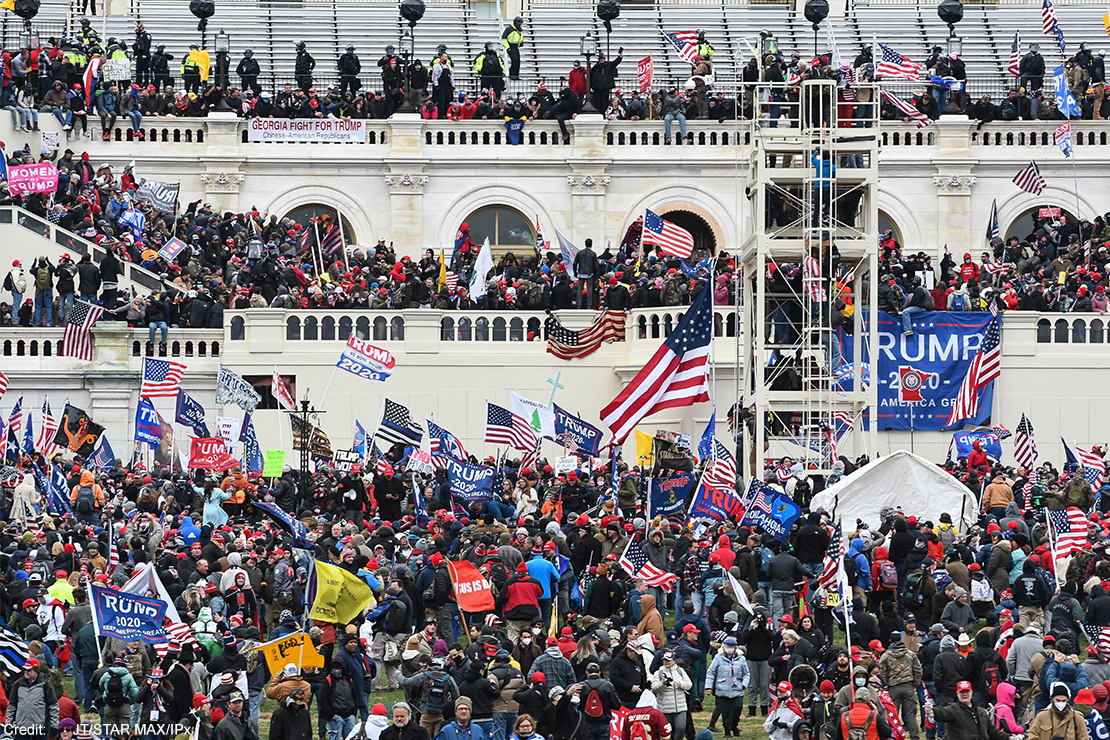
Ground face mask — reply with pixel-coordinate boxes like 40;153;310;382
855;678;866;687
332;670;343;678
723;646;735;656
521;637;531;645
532;627;542;635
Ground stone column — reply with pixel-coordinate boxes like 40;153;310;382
201;112;246;212
932;117;977;255
567;173;611;246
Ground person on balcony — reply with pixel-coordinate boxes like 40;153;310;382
662;86;687;143
1020;44;1046;92
120;84;144;140
474;44;505;98
589;48;622;112
31;256;55;327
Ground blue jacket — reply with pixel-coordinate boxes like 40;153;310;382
338;646;366;699
436;721;490;740
627;590;642;625
849;540;871;590
526;556;559;600
706;651;749;698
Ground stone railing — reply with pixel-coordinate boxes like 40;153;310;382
0;326;223;369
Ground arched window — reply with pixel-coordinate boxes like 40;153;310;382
458;317;472;341
286;317;301;340
1037;318;1051;343
878;211;902;251
282;205;357;247
1073;319;1087;344
356;316;370;339
339;317;353;340
1054;318;1069;343
1092;319;1105;344
441;317;455;341
230;316;245;340
303;316;318;340
1006;206;1078;244
373;317;387;341
321;316;336;341
463;206;535;254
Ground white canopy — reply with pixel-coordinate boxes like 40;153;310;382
809;450;979;531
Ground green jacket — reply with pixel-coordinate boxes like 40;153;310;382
72;621;99;664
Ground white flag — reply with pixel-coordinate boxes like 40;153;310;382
470;238;494;299
511;391;557;439
556;229;580;280
726;569;754;614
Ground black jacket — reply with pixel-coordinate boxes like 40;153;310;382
768;552;807;591
378;723;431;740
608;651;647;706
573;247;598;278
932;650;967;699
933;701;1010;740
269;704;312;740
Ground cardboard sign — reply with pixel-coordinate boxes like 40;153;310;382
101;59;131;81
333;449;362;473
1039;207;1061;218
554;456;578;475
40;131;59;153
7;162;58;195
262;450;285;477
216;417;241;452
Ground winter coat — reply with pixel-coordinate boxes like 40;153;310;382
649;663;691;713
706;650;749;698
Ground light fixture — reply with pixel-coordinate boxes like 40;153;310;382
215;29;229;53
946;36;963;56
399;31;414;56
580;33;598;56
759;30;779;59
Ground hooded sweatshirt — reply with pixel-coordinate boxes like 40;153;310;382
849;539;871;589
995;682;1023;733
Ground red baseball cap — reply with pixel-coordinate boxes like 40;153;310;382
682;624;701;633
957;681;972;692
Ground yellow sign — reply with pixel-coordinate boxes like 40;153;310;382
635;430;655;468
250;632;324;675
825;591;841;608
309;561;374;624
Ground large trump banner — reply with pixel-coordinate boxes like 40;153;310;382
839;311;997;431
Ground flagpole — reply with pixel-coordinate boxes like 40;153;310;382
275;366;286;454
317;366;338;411
334;207;351;273
311;218;325;279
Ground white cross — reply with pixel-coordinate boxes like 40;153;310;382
546;372;565;409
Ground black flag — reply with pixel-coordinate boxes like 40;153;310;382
52;403;104;457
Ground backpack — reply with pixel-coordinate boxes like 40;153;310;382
330;675;357;715
982;663;1001;696
628;717;650;740
105;671;127;707
903;571;926;608
922;290;935;310
76;485;96;514
3;272;12;292
971;577;994;603
584;686;605;718
757;547;772;579
846;709;877;740
951;292;967;311
878;560;898;589
422;578;437;604
425;672;448;715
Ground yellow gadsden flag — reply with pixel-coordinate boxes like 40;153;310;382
251;632;324;675
309;561;374;623
635;430;655;468
0;0;13;11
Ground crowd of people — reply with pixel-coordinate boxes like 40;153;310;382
1;417;1110;740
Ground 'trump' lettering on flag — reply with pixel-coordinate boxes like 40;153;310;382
648;473;696;521
135;398;163;447
215;365;262;412
619;537;679;592
1054;66;1082;117
687;481;745;523
188;437;239;471
739;483;803;541
643;208;695;259
445;457;495;501
952;429;1005;461
600;282;712;444
1048;507;1089;558
90;585;167;644
1056;121;1073;158
158;237;188;261
553;405;603;456
252;500;316;550
135;179;180;214
446;560;496;612
337;335;396;381
175;390;209;437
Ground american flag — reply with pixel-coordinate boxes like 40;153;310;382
751;486;777;515
802;255;827;303
982;261;1011;276
427;418;468;462
600;282;712;444
1048;506;1088;558
643;209;695;259
880;90;931;128
6;397;22;439
374;398;424;447
1084;623;1110;662
320;221;344;257
702;439;737;491
484;403;518;448
38;398;59;460
876;43;925;80
152;620;198;658
1042;0;1059;35
1009;31;1021;76
663;31;699;64
1014;414;1038;470
107;530;120;577
947;316;1001;427
819;522;845;593
446;273;459;293
140;357;187;398
371;444;393;477
619;537;679;592
1013;161;1046;195
62;300;104;361
0;371;7;404
88;436;116;470
545;310;627;360
272;369;296;410
1075;444;1106;488
299;225;313;256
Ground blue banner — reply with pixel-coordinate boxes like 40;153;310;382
90;585;167;644
49;464;74;516
552;405;603;456
739;484;803;542
953;429;1004;461
252;500;316;550
687;482;745;523
175;390;209;437
354;420;367;458
650;473;697;519
86;436;116;471
839;311;995;431
445;457;495;501
239;413;263;474
135;398;162;447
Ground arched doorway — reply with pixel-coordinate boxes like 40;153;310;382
651;209;718;256
1005;205;1078;243
464;205;535;255
878;210;903;251
283;204;357;245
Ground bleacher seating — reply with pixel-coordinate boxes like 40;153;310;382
7;1;1109;98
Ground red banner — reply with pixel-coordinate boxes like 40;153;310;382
189;437;239;471
638;56;653;93
447;560;495;612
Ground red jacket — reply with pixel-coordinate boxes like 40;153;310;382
569;67;588;95
623;706;671;740
499;574;542;622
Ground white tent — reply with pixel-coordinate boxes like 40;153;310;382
809;450;979;530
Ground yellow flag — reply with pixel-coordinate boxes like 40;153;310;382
548;600;559;640
0;0;14;11
1104;10;1110;36
309;561;374;624
635;430;655;468
438;249;448;291
250;632;325;676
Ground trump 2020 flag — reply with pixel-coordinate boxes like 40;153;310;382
175;390;209;437
90;585;167;644
134;398;163;447
240;413;263;474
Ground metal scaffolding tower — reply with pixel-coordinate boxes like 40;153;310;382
740;78;880;480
